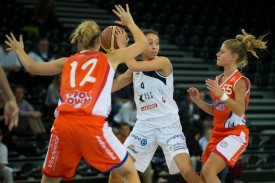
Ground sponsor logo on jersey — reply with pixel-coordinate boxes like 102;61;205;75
230;76;237;82
96;136;116;160
214;99;226;111
220;141;228;148
170;143;187;151
127;144;138;154
130;134;147;146
162;96;166;103
133;72;141;81
140;139;147;146
48;135;59;168
166;134;185;144
138;92;154;103
65;90;92;108
141;103;158;111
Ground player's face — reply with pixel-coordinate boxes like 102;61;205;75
216;43;234;67
143;33;159;60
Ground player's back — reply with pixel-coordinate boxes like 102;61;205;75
56;50;115;117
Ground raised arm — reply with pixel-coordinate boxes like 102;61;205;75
5;33;66;75
107;4;148;67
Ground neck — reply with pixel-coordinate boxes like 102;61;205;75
223;66;237;78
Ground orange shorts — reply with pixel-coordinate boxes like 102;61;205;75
201;131;248;168
42;114;128;180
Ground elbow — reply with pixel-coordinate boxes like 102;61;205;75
25;65;38;75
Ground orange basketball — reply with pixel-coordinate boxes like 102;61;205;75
100;26;125;53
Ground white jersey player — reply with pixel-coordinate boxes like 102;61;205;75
110;29;201;183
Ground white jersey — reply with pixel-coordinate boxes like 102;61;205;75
132;70;179;128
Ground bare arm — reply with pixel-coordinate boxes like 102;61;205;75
107;4;148;69
0;66;19;131
125;56;172;76
187;87;214;116
205;78;247;117
5;34;66;75
0;66;15;101
112;69;133;92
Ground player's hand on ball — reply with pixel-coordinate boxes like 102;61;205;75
114;27;129;48
112;4;134;27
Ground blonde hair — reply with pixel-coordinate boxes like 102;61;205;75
223;29;268;68
70;20;101;50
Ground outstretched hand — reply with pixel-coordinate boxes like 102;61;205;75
187;87;200;102
5;33;24;53
112;4;134;27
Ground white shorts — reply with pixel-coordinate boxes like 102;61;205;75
213;131;247;168
123;120;189;174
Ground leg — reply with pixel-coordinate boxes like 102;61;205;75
174;153;201;183
142;163;153;183
2;166;14;183
111;155;140;183
109;154;137;183
109;170;123;183
218;167;229;183
41;174;61;183
200;152;226;183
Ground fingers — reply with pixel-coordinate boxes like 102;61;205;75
5;34;13;43
116;5;125;14
114;20;122;25
19;34;23;42
125;4;129;12
112;9;120;17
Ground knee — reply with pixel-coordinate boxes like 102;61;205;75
200;166;215;180
179;165;193;178
110;170;122;179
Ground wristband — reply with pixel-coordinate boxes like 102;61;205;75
220;93;229;101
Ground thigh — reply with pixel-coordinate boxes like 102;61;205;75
82;122;128;173
41;174;61;183
213;134;247;168
42;119;82;180
158;121;189;174
123;121;158;173
202;152;227;175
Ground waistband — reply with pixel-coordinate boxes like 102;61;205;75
57;113;106;121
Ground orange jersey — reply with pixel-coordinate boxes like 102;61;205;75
56;51;114;117
211;70;250;138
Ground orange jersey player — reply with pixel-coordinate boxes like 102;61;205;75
187;29;267;183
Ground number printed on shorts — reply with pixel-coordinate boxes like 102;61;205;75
70;58;97;87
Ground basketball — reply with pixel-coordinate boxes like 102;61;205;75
100;26;125;53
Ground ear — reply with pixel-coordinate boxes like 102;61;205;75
231;52;238;61
97;37;101;44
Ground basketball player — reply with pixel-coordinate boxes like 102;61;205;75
0;65;19;131
109;29;200;183
187;29;267;183
5;4;148;183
